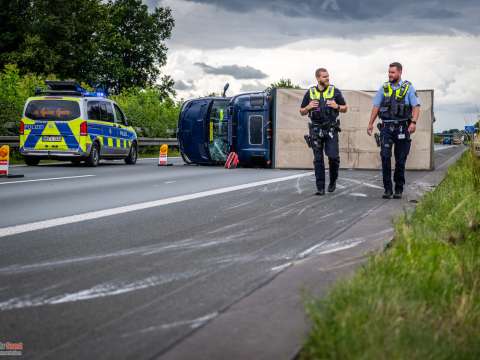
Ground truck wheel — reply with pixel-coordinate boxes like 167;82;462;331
125;142;137;165
86;142;100;167
25;156;40;166
180;150;193;165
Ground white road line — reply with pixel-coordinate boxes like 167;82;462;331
0;172;313;238
349;193;368;197
271;262;293;272
342;177;383;189
298;241;328;259
317;241;363;255
0;175;95;185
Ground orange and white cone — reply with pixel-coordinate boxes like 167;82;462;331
0;145;23;178
0;145;10;177
158;144;173;166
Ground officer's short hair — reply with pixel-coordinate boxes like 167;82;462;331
389;62;403;71
315;68;328;77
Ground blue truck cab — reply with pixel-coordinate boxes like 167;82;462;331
177;91;273;167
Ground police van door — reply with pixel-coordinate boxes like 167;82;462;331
113;103;131;156
87;100;115;156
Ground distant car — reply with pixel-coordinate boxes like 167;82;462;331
452;136;462;145
19;81;137;166
442;137;452;145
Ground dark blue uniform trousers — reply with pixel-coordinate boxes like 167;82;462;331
313;131;340;191
380;123;411;193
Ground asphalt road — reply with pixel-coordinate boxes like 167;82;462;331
0;146;464;359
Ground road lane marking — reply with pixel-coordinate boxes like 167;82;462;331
0;172;313;238
341;177;383;189
0;175;95;185
317;241;363;255
121;312;219;338
298;241;328;259
349;193;368;197
0;271;201;311
271;262;293;272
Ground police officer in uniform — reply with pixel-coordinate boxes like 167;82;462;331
367;62;421;199
300;68;348;195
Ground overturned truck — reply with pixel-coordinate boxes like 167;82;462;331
177;88;434;170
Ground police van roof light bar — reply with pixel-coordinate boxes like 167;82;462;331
37;80;108;98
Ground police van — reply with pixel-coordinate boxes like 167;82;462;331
19;81;138;166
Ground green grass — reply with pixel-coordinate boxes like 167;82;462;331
301;150;480;360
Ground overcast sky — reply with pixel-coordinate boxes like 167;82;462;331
146;0;480;131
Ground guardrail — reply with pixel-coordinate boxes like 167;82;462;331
0;136;178;148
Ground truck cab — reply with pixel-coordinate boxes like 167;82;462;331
177;91;272;167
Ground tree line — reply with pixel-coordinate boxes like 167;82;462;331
0;0;179;136
0;0;175;94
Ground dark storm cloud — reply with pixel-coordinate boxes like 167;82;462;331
183;0;471;20
154;0;479;50
194;63;268;79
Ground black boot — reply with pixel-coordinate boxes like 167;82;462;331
316;189;325;196
393;191;403;199
327;182;336;193
382;190;393;199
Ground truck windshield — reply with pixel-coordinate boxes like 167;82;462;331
208;100;229;162
25;100;80;121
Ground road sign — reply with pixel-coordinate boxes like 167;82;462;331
465;125;477;134
0;145;9;176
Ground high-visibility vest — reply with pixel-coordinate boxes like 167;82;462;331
308;85;338;122
379;80;413;121
309;85;335;101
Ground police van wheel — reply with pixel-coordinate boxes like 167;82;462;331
86;143;100;167
125;143;137;165
24;157;40;166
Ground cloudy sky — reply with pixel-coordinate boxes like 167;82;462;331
146;0;480;131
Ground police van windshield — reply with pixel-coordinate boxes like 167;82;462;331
208;100;229;162
25;100;80;121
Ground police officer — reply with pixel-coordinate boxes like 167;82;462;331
367;62;421;199
300;68;348;195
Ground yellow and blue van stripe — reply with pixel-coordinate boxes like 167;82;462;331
21;119;136;153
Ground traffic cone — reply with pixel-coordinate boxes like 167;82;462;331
158;144;173;166
0;145;24;178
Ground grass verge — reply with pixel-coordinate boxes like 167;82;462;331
301;150;480;360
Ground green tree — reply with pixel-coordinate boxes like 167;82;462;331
268;78;302;89
10;0;104;80
0;0;175;95
96;0;175;93
0;0;30;69
111;86;180;137
0;64;50;135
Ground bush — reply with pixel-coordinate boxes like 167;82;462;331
0;64;181;137
110;87;181;138
0;64;48;135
